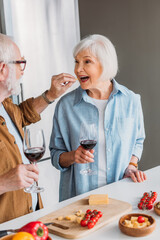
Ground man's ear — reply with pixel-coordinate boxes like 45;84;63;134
0;62;8;82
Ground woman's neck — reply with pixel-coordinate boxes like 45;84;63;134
87;80;113;100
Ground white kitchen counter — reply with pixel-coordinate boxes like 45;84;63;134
1;166;160;239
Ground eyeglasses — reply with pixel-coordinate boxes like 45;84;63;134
8;60;27;71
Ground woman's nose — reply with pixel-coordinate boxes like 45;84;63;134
76;63;84;73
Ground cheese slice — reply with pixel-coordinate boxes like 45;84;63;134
89;194;109;205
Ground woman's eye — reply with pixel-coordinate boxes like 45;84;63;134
75;60;79;64
85;60;91;64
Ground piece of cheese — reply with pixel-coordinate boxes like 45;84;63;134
75;209;83;216
89;194;109;205
124;216;151;229
76;216;83;224
65;215;77;221
57;216;64;221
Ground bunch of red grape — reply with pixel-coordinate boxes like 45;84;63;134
138;191;157;210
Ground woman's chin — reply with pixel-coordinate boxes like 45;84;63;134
80;86;88;90
80;82;89;90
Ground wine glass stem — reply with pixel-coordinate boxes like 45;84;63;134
86;162;90;170
31;162;37;188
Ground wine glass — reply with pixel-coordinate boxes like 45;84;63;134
23;127;45;193
79;122;97;175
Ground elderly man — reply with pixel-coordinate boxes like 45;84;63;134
0;33;76;223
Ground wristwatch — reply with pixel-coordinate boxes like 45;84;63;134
41;90;55;104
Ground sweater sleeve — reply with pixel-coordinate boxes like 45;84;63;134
19;98;41;127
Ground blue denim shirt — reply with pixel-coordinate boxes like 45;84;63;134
49;79;145;201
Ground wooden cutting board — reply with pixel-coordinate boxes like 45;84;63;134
38;196;132;239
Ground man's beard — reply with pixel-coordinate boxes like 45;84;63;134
6;65;22;95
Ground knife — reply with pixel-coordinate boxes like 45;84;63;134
0;222;53;238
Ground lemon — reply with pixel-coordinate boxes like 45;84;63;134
12;232;35;240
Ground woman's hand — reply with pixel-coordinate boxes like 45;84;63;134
124;165;147;182
59;146;95;168
74;146;94;164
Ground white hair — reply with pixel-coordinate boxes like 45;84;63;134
73;34;118;81
0;34;17;62
6;64;21;95
0;34;21;95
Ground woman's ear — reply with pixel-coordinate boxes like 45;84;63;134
0;62;9;82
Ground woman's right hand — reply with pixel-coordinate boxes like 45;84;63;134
59;146;95;168
74;146;94;164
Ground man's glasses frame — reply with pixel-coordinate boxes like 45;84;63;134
8;60;27;71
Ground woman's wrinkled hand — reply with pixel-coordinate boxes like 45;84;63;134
124;165;147;182
74;146;94;164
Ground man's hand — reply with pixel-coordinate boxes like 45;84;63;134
46;73;77;101
32;73;76;114
0;164;39;195
124;165;147;182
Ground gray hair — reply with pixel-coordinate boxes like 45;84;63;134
73;34;118;81
0;34;17;62
0;34;20;95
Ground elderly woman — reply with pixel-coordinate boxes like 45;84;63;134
50;34;146;202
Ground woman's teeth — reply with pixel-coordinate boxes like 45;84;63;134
80;76;89;82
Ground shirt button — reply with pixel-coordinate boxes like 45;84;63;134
107;167;110;170
107;148;111;152
106;128;109;131
2;122;6;125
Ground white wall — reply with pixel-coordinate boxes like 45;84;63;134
4;0;80;158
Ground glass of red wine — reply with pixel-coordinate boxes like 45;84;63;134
79;122;97;175
23;127;45;193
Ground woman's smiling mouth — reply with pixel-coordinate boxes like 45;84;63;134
79;76;89;82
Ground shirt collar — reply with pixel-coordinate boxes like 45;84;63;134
74;86;86;106
74;79;127;105
111;79;127;96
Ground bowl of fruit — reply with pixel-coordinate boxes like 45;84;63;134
119;213;156;237
154;201;160;216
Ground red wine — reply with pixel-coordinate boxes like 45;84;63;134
80;140;97;150
24;147;45;163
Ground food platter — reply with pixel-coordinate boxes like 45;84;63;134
119;213;156;237
38;196;132;239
